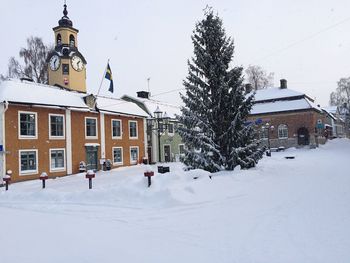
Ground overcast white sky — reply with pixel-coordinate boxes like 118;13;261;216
1;0;350;106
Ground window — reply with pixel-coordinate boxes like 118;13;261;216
49;114;64;138
112;147;123;165
130;147;139;164
179;144;185;155
159;121;164;133
112;119;122;138
168;123;174;134
19;150;38;175
50;149;65;172
57;34;62;45
260;127;269;140
19;111;37;139
129;120;138;139
85;117;98;138
69;34;75;47
278;124;288;139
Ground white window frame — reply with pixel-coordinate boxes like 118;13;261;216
128;120;138;139
278;124;288;139
112;147;123;165
111;119;122;139
167;123;174;136
130;146;139;165
178;144;185;155
19;149;38;176
18;111;38;139
49;148;66;173
85;117;98;139
49;114;65;140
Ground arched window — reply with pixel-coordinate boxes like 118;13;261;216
69;35;75;47
278;124;288;139
57;34;62;45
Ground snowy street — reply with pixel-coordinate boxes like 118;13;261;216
1;139;350;263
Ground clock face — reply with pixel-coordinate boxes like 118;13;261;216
49;55;61;71
71;55;84;72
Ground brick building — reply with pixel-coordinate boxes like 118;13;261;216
0;5;147;183
248;79;328;149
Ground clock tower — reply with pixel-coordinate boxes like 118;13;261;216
48;4;87;93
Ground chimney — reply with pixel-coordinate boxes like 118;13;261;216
137;91;151;99
245;83;253;94
280;79;287;89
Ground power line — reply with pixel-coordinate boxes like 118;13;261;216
150;87;185;98
253;16;350;63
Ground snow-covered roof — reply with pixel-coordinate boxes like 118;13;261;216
122;95;181;119
96;96;148;117
251;97;321;115
322;106;338;114
0;79;88;109
143;100;181;119
0;79;148;118
250;88;305;102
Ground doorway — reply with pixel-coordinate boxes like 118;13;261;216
86;146;98;171
297;127;310;145
164;145;171;162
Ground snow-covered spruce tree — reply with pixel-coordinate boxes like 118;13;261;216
177;8;264;172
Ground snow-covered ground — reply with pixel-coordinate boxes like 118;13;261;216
1;139;350;263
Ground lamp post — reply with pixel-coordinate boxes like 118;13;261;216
153;106;170;163
265;122;275;156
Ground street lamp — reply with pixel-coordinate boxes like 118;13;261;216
153;107;170;163
265;122;275;156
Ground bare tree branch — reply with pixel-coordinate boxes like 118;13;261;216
245;65;274;90
2;36;52;84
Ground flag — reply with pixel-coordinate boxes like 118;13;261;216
105;63;114;93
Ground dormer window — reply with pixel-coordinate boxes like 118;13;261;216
69;35;75;47
57;34;62;45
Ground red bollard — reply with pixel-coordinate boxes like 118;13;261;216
144;171;154;187
3;170;12;191
40;172;48;189
86;170;95;189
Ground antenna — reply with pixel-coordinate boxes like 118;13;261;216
147;77;151;92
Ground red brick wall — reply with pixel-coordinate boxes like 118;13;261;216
249;109;326;148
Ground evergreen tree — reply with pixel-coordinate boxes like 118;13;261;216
178;8;264;172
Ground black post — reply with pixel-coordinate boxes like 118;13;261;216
89;178;92;189
148;176;152;187
5;181;9;191
42;180;46;189
267;127;271;157
157;119;161;163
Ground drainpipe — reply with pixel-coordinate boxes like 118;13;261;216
1;101;9;185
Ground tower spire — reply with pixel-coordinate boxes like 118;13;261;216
63;1;68;17
58;0;73;27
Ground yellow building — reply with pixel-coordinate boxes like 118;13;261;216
47;4;87;93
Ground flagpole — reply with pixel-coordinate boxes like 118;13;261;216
97;59;110;96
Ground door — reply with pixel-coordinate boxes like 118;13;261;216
86;146;98;171
164;145;171;162
297;127;310;145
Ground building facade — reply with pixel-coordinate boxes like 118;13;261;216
248;79;328;149
0;5;147;183
122;92;185;163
